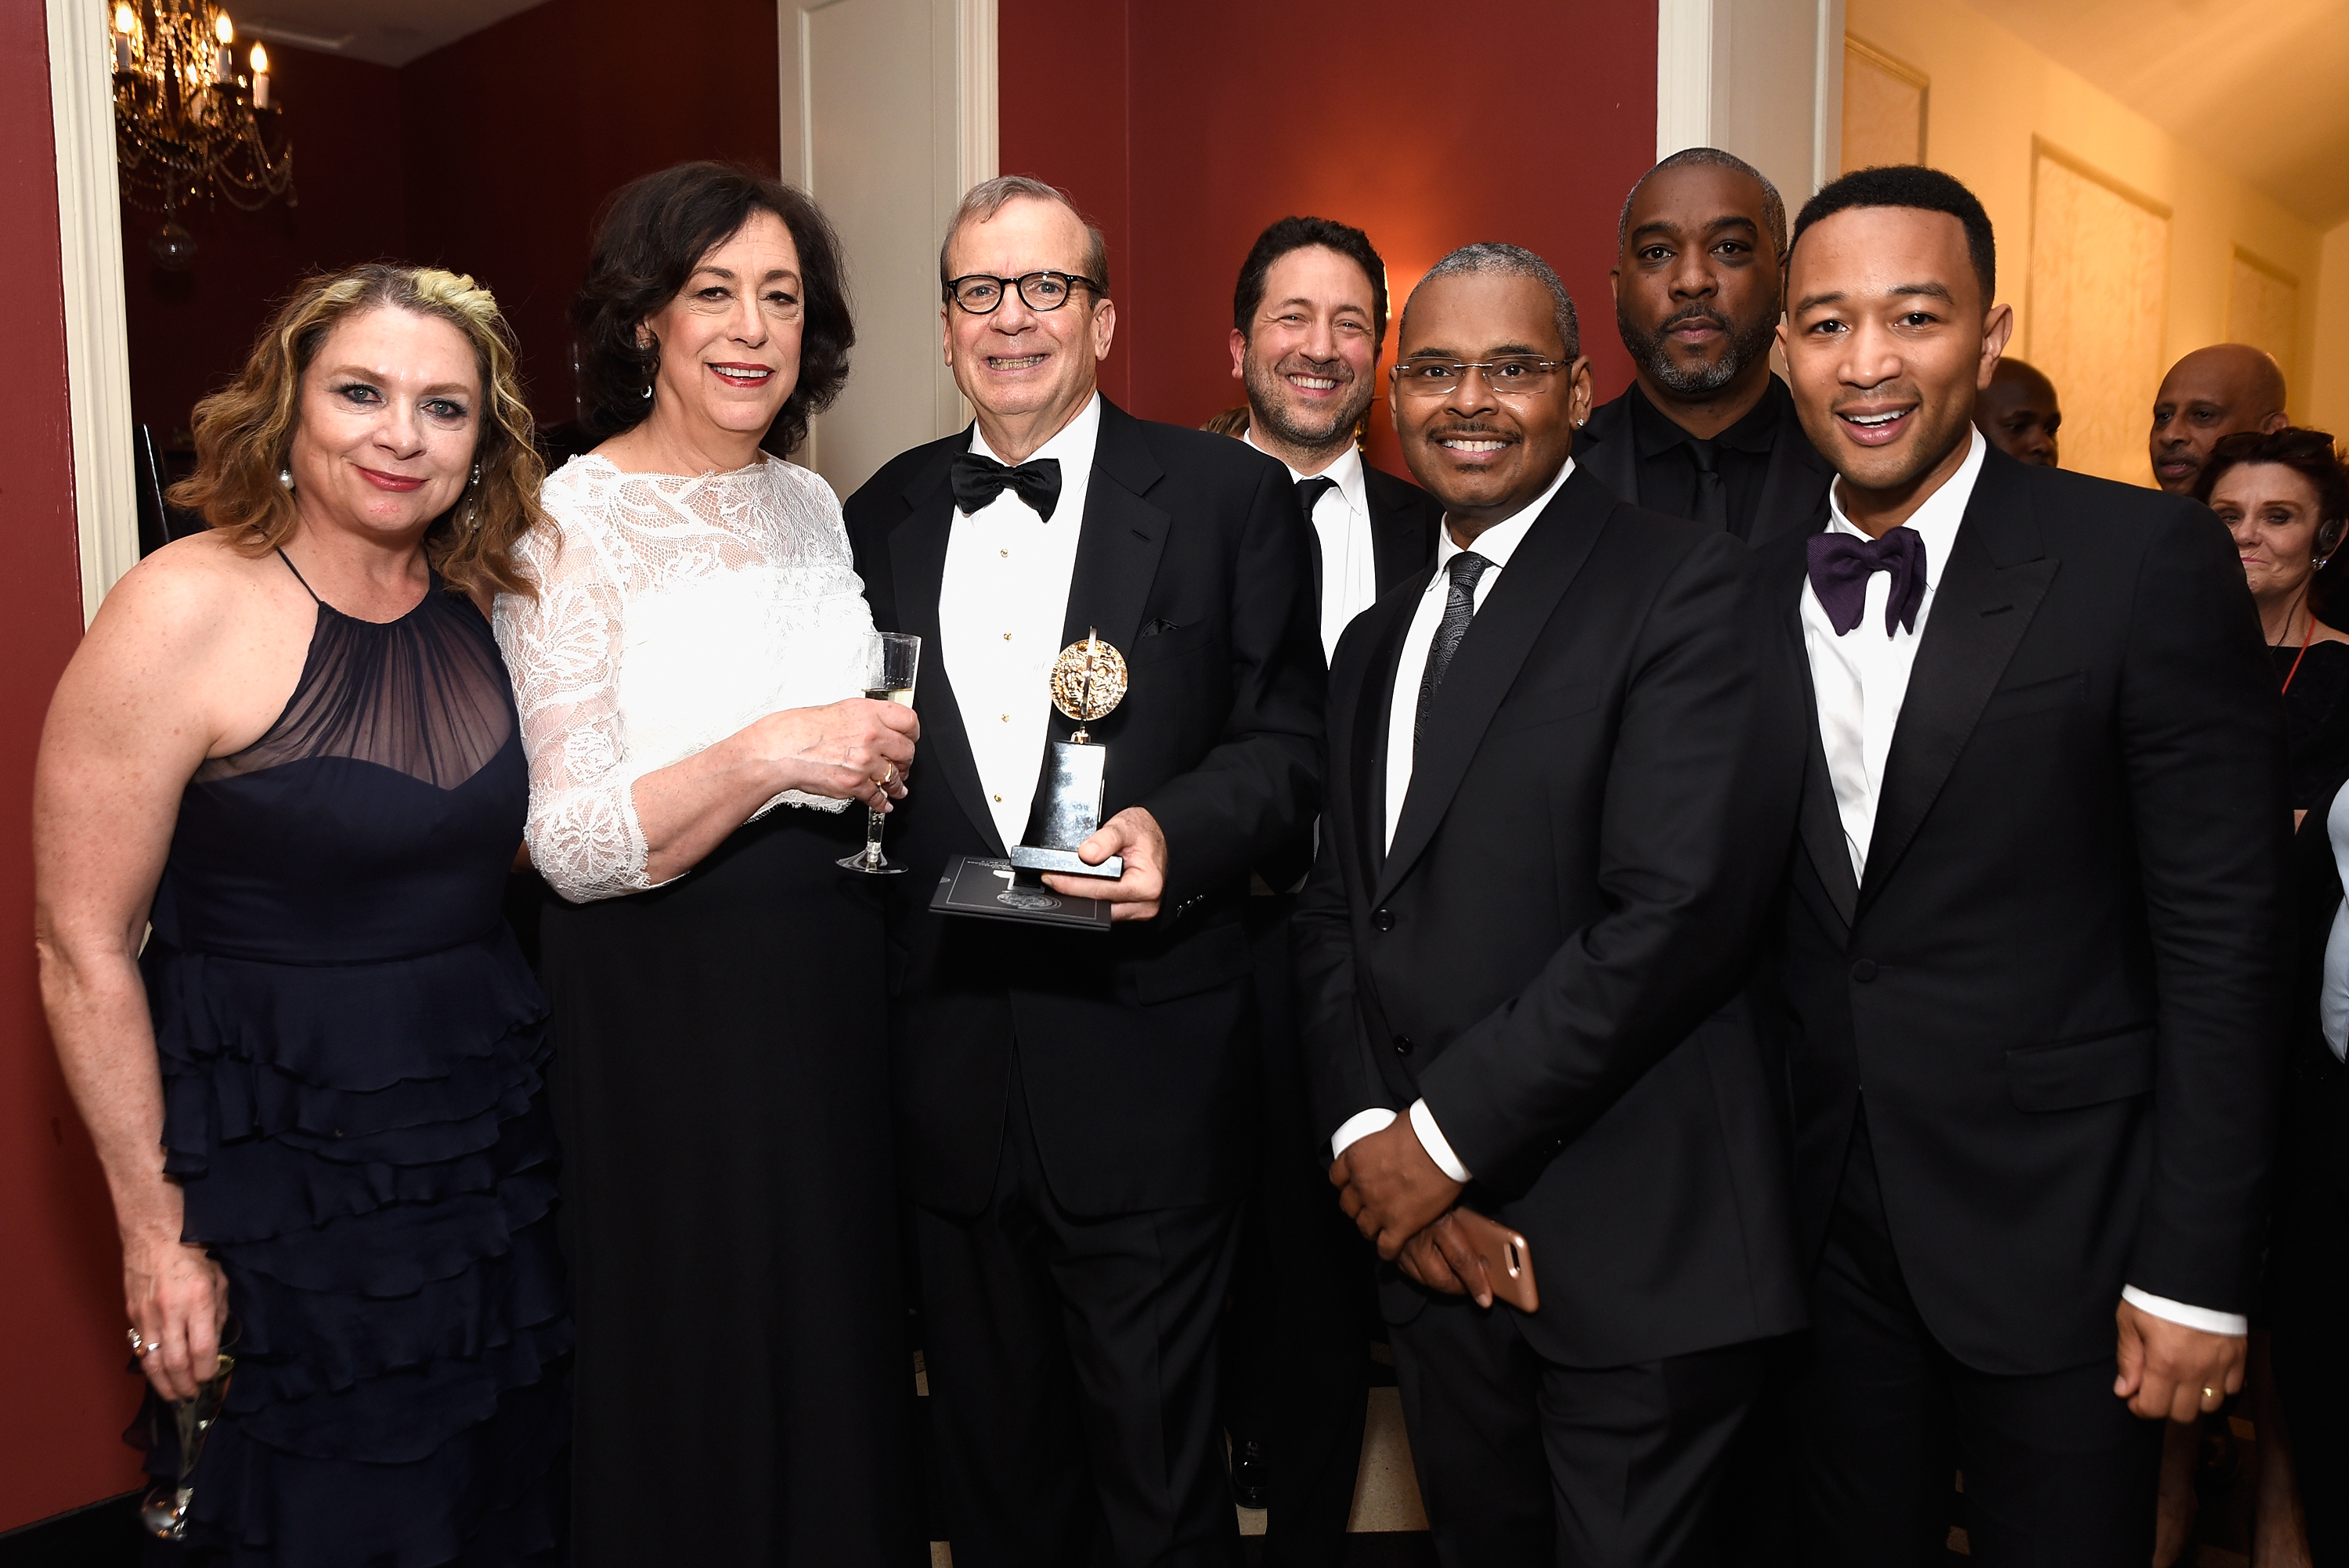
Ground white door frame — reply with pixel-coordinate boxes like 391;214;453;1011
1656;0;1846;201
47;0;138;626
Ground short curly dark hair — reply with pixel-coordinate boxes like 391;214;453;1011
572;161;853;458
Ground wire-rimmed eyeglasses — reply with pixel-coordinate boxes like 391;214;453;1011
1391;357;1572;398
945;271;1105;315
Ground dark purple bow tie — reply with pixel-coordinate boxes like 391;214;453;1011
1806;526;1927;637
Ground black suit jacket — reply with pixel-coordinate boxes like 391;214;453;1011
1361;462;1443;595
846;398;1326;1219
1759;445;2292;1375
1294;463;1807;1368
1575;374;1832;546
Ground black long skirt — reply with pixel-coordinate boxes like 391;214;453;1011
539;806;921;1566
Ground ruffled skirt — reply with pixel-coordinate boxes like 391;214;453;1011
137;929;571;1566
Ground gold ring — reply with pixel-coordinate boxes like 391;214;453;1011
2203;1386;2219;1401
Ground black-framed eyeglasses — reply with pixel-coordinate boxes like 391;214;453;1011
945;271;1104;315
1392;357;1571;398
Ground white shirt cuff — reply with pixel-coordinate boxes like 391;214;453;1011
1409;1098;1472;1182
2121;1285;2248;1338
1330;1108;1397;1161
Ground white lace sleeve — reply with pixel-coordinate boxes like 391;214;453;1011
494;514;655;903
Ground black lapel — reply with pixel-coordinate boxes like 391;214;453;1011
1377;466;1608;905
1857;449;2057;913
1572;391;1640;505
887;441;1009;856
1758;522;1860;928
1748;379;1835;547
1348;591;1416;887
1057;400;1171;687
1364;466;1436;598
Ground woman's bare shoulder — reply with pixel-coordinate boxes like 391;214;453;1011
85;531;298;664
2309;615;2349;648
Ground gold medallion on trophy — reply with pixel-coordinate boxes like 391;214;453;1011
1048;630;1128;743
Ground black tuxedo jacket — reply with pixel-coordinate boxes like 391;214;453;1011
1361;462;1443;594
845;398;1326;1219
1575;374;1832;546
1294;463;1806;1368
1757;445;2292;1375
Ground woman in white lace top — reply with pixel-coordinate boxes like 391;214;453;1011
493;163;922;1566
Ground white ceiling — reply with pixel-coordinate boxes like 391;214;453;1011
239;0;546;68
1965;0;2349;229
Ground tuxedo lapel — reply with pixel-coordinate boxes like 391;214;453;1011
1857;453;2057;914
1377;468;1608;905
1348;593;1414;889
889;449;1009;856
1766;536;1860;928
1749;387;1835;546
1365;469;1435;599
1058;402;1171;705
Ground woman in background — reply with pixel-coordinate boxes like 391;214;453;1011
2201;427;2349;816
495;162;921;1565
34;265;568;1564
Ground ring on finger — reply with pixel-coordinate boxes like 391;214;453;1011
128;1327;151;1357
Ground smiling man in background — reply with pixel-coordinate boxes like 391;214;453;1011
1575;147;1832;546
1759;165;2288;1563
1218;215;1441;1564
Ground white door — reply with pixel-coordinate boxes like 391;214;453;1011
779;0;995;499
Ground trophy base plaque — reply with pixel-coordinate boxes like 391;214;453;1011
932;855;1113;930
1012;737;1123;880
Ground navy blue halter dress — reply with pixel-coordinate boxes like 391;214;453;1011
139;556;570;1565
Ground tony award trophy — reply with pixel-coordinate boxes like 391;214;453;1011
1010;630;1128;880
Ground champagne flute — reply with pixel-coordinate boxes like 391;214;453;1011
838;630;920;874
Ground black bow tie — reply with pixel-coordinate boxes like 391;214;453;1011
1806;526;1927;637
952;451;1063;521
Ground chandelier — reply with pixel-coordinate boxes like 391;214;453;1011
109;0;295;270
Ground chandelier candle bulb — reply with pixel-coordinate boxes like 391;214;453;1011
251;42;269;108
211;13;233;82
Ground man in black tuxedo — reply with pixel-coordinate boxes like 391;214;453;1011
1759;165;2290;1563
1217;214;1439;1562
1296;241;1806;1565
844;177;1322;1566
1576;148;1831;546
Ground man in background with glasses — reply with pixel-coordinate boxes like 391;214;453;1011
1296;242;1804;1563
1216;213;1439;1563
844;175;1324;1566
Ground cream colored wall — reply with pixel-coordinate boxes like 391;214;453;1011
1846;0;2326;439
2310;222;2349;438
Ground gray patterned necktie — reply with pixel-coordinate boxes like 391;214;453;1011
1414;551;1493;753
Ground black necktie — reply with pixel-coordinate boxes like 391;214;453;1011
951;451;1063;521
1806;526;1927;636
1295;476;1337;606
1687;438;1730;534
1414;552;1492;753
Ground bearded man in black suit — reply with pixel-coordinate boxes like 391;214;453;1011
1759;164;2290;1563
1216;213;1441;1564
1296;241;1805;1565
845;176;1323;1566
1576;147;1831;546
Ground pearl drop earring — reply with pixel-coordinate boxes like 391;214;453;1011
278;466;294;489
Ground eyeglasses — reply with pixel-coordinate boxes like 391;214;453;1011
945;271;1104;315
1392;357;1571;398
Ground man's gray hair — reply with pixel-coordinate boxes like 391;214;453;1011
1617;147;1788;260
1403;243;1579;359
939;175;1110;297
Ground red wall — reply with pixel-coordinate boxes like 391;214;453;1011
399;0;783;428
1001;0;1656;478
121;43;406;439
1;0;150;1532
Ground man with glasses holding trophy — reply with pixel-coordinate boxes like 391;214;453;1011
1296;243;1804;1562
844;176;1323;1566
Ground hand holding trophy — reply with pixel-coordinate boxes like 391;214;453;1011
1011;630;1129;880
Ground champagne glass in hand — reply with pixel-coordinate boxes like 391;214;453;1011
839;631;921;874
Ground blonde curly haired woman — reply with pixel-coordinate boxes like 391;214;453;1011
34;265;570;1564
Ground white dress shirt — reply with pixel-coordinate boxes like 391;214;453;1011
1330;457;1578;1183
1244;431;1379;662
940;395;1101;850
1801;426;2241;1338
